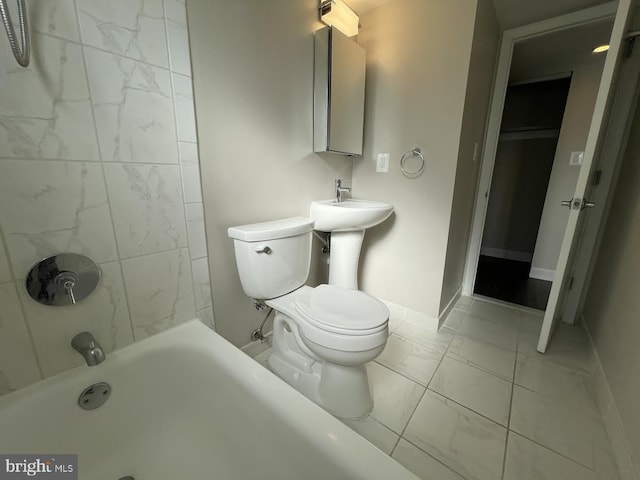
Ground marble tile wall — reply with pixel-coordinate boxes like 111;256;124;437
0;0;214;394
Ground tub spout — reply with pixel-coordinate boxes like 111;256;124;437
71;332;105;366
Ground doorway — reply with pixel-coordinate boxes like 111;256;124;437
464;0;640;354
465;13;613;312
474;77;572;310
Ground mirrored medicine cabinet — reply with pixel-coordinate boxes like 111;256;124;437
313;26;366;156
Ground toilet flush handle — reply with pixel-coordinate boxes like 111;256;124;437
255;246;272;254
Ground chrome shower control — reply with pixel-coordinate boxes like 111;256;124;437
54;271;79;304
25;253;100;306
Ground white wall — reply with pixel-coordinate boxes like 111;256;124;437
531;60;605;278
583;93;640;478
440;0;501;313
0;0;210;395
188;0;352;347
353;0;479;325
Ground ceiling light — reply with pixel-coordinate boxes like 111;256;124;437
319;0;359;37
592;44;610;53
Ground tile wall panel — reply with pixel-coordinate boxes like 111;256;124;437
186;203;207;260
172;73;198;142
122;248;195;341
30;0;80;42
85;48;178;164
0;0;212;395
192;256;213;311
0;160;118;277
0;236;12;283
0;33;99;160
0;283;41;394
164;0;192;76
180;141;203;204
77;0;168;67
104;163;188;258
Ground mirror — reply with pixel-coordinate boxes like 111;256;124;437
313;26;366;156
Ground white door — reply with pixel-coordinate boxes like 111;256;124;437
537;0;635;353
559;20;640;327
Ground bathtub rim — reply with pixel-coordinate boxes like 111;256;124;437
0;319;418;480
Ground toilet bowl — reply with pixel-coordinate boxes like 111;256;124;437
228;217;389;418
267;284;388;418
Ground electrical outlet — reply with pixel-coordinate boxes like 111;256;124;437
569;151;584;166
376;153;389;173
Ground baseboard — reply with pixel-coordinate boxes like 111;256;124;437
583;314;640;480
438;286;462;329
381;299;439;333
529;267;556;282
480;247;533;262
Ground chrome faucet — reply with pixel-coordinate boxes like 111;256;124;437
335;179;352;203
71;332;105;366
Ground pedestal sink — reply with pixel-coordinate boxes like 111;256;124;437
310;199;393;289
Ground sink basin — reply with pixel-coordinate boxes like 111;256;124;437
310;199;394;232
310;198;394;289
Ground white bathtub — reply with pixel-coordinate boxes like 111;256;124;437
0;320;417;479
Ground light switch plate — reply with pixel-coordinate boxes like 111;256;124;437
472;142;480;162
376;153;389;173
570;151;584;166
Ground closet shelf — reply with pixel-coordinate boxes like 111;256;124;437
499;128;560;141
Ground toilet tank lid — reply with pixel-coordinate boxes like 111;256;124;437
228;217;315;242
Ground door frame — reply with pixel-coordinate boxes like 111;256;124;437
462;2;618;297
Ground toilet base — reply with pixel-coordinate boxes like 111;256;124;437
268;351;374;419
267;314;374;419
318;362;373;418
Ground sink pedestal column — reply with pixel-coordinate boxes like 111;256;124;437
328;230;365;289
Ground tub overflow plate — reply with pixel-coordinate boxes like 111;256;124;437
78;382;111;410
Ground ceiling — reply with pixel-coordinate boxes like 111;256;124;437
490;0;610;29
510;18;614;81
345;0;618;83
346;0;616;79
346;0;611;29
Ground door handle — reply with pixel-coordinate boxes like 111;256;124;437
561;198;596;210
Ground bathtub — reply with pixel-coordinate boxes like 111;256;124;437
0;320;417;480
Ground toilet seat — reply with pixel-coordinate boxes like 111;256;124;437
294;284;388;336
289;285;389;354
266;284;389;353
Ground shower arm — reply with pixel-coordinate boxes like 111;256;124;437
0;0;30;67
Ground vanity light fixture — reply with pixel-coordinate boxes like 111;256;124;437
592;44;610;53
319;0;359;37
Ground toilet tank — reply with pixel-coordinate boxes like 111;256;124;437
228;217;315;300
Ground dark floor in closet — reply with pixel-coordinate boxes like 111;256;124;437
473;255;552;311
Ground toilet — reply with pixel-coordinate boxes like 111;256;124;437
228;216;389;418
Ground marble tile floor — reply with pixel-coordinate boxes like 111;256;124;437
251;296;621;480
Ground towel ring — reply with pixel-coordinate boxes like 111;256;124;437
400;148;425;178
